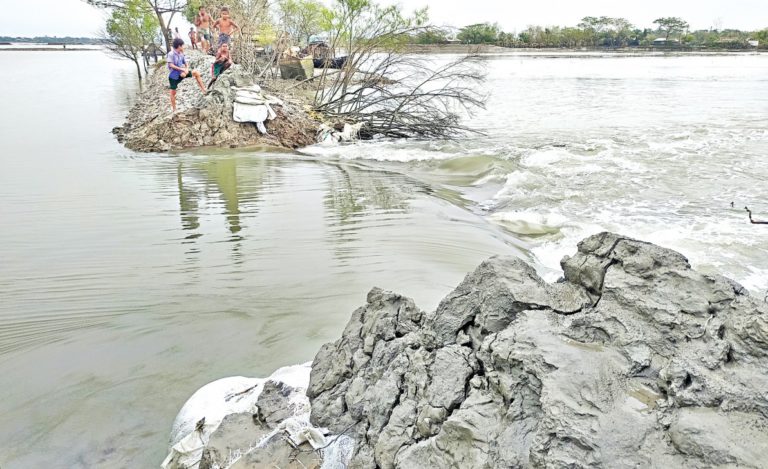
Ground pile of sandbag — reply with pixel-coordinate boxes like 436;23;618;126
232;85;285;135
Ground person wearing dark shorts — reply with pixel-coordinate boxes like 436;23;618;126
167;38;206;113
218;32;231;47
208;43;233;88
213;7;239;48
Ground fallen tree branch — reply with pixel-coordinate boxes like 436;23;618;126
285;70;342;91
745;207;768;225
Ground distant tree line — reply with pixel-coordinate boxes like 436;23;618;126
414;17;768;50
0;36;104;44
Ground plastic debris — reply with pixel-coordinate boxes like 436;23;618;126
317;123;364;144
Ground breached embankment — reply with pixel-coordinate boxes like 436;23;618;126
163;232;768;468
113;52;317;153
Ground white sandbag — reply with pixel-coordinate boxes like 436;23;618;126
234;96;267;106
162;363;313;469
235;90;266;101
232;84;262;94
233;103;270;124
266;103;277;121
162;376;264;469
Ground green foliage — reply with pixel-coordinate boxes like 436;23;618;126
103;0;159;76
457;23;500;44
86;0;187;51
313;0;439;112
444;15;759;49
278;0;328;45
754;29;768;48
574;16;635;47
322;0;427;50
414;27;449;44
183;0;201;22
653;17;689;40
105;0;159;50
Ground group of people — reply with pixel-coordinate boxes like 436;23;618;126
166;6;239;113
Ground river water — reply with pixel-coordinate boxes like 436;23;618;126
0;50;766;468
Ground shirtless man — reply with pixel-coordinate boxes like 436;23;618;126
195;6;213;52
213;7;239;48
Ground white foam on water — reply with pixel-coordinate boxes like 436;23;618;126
489;211;570;236
301;140;462;162
519;148;575;167
740;267;768;294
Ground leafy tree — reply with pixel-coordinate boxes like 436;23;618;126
183;0;208;22
497;31;515;47
310;0;485;139
577;16;634;47
578;16;609;46
277;0;328;45
102;0;159;79
457;23;500;44
610;18;634;47
414;27;449;44
560;27;586;48
653;17;689;40
752;29;768;48
86;0;185;51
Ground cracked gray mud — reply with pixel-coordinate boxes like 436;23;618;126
307;232;768;468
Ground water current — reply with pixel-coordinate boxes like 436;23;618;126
0;50;766;468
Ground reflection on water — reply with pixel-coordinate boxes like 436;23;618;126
324;164;412;223
177;157;253;247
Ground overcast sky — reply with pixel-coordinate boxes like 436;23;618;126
1;0;766;37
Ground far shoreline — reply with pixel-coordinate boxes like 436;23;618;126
0;47;101;52
405;43;768;55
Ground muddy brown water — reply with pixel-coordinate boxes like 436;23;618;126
1;50;767;468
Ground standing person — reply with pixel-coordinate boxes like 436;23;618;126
208;42;234;88
188;27;198;50
213;7;240;48
167;38;206;113
173;27;182;40
195;6;213;53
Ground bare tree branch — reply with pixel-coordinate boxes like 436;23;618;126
745;207;768;225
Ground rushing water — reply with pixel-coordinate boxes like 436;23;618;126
309;52;768;289
1;50;767;468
